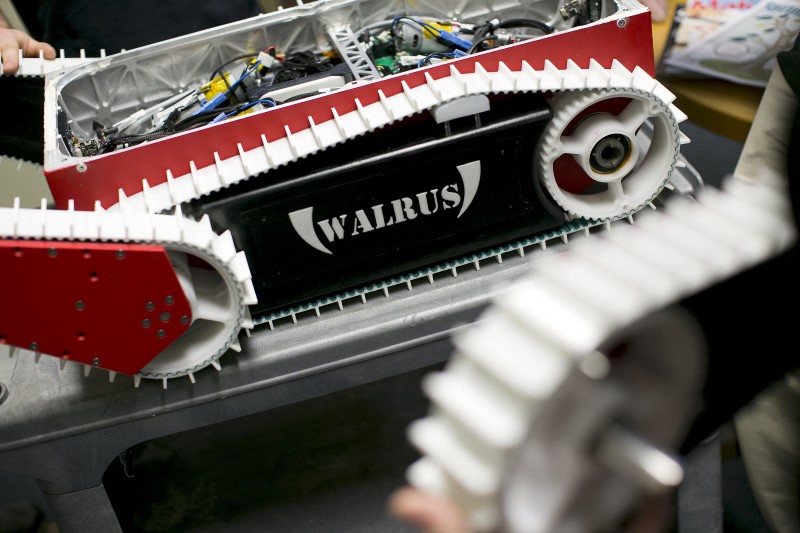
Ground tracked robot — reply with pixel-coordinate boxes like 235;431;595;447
1;0;694;386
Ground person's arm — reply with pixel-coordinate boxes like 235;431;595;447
638;0;667;22
0;8;55;75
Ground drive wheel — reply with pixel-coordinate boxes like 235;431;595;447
136;244;248;380
537;88;680;221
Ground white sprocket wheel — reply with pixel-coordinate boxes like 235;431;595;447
537;88;680;221
135;225;256;382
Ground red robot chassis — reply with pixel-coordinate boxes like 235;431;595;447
0;0;690;386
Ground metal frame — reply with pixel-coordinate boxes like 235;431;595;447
0;237;567;533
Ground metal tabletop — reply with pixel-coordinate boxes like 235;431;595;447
0;235;568;533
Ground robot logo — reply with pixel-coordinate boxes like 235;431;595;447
288;161;481;255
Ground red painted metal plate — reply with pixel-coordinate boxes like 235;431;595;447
0;240;192;375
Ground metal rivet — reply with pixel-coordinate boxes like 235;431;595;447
617;18;627;28
91;357;101;366
157;330;166;339
47;248;58;257
165;295;174;305
29;342;38;350
115;250;126;259
75;300;85;311
76;162;88;172
159;312;171;323
145;301;155;312
142;319;151;328
180;315;190;325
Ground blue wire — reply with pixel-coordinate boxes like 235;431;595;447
391;16;441;37
192;59;264;117
219;99;276;122
417;52;460;68
229;60;262;92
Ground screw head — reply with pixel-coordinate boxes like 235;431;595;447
91;357;101;366
145;301;155;312
180;315;190;325
156;329;166;339
29;342;38;351
165;295;174;305
75;300;85;311
115;250;126;259
142;319;151;329
47;248;58;257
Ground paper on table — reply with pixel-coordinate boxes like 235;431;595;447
665;0;800;87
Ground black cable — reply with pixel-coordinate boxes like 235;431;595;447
270;51;332;85
467;35;499;54
208;52;260;103
467;18;554;54
209;53;259;84
493;18;553;35
278;91;325;104
106;104;243;149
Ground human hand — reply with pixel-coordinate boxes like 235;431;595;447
0;28;55;75
639;0;668;22
388;487;471;533
389;486;675;533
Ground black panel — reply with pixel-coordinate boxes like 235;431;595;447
190;93;563;316
0;76;45;163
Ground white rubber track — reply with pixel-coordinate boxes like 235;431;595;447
0;199;257;386
101;59;689;218
405;172;796;531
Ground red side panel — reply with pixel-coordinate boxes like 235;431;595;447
45;11;654;211
0;240;191;375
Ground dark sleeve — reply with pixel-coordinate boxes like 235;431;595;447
12;2;43;38
680;35;800;452
35;0;261;55
680;246;800;452
778;36;800;199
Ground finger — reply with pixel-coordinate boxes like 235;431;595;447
624;493;674;533
0;29;56;75
642;0;668;22
21;35;56;60
0;32;20;75
388;487;471;533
